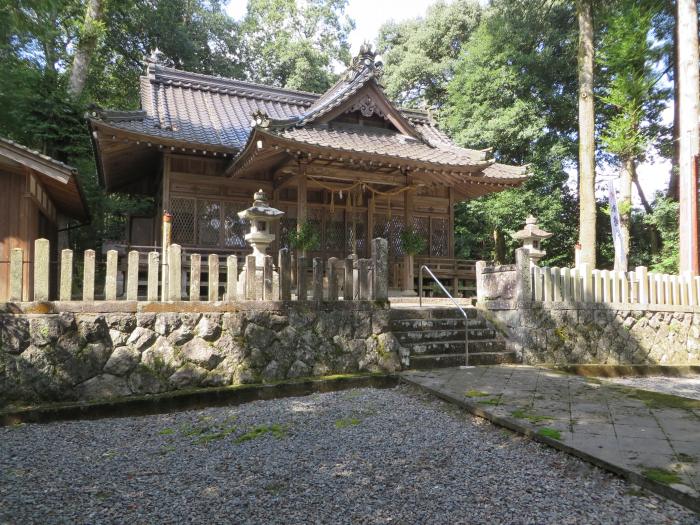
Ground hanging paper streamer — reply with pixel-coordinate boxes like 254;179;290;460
608;179;626;270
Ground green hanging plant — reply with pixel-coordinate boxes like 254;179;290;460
400;227;427;256
288;220;320;253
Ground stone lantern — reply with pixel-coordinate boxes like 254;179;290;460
238;189;285;265
512;215;552;266
237;189;284;298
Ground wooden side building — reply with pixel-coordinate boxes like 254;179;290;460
88;46;528;294
0;138;88;301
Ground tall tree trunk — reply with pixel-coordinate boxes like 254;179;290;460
617;157;634;272
677;0;700;274
668;6;681;200
68;0;104;98
577;0;597;268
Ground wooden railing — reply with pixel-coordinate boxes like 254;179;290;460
391;256;477;297
4;238;389;303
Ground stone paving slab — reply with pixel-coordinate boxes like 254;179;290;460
602;376;700;401
402;365;700;513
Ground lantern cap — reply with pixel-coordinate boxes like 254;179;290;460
512;215;552;241
237;189;285;220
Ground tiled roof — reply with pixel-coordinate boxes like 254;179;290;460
91;48;526;182
270;125;487;168
95;59;446;153
0;137;78;175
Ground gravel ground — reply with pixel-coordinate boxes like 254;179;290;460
1;385;698;525
602;376;700;401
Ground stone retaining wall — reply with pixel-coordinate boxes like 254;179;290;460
482;300;700;365
0;301;401;404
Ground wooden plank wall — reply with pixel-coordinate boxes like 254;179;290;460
0;168;42;301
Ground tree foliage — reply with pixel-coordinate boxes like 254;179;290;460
376;0;482;109
240;0;354;92
0;0;354;253
442;0;579;265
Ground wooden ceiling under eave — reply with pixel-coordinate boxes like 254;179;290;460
90;121;236;194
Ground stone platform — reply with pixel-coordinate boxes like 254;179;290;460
402;365;700;512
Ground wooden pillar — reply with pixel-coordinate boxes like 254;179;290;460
403;187;414;292
367;194;375;258
448;187;455;258
297;162;307;230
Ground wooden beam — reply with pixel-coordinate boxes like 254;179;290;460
303;164;405;186
274;172;300;191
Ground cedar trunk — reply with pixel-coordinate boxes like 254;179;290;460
677;0;700;274
577;0;597;268
616;157;634;272
68;0;103;98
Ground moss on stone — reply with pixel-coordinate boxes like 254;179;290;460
510;409;554;424
537;427;561;440
464;389;490;398
642;468;682;485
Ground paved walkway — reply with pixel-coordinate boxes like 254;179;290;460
602;376;700;401
402;365;700;511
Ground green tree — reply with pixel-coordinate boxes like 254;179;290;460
240;0;354;92
444;0;579;265
375;0;482;109
598;0;670;271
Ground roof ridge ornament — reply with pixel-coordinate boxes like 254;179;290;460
146;48;173;68
345;42;384;82
251;109;270;128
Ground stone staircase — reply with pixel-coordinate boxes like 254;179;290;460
390;307;518;369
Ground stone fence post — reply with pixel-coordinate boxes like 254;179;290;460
514;248;532;303
9;248;23;301
34;238;50;301
371;238;388;301
475;260;486;301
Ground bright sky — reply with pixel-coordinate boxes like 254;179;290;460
226;0;672;204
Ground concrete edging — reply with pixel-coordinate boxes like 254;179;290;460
1;373;398;427
400;375;700;514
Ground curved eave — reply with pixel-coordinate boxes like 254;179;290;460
89;119;236;155
226;127;493;175
89;118;238;191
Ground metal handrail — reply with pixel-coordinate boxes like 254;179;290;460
419;265;471;366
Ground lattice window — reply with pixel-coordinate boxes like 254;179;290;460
374;214;405;257
431;217;449;257
346;211;367;256
279;217;297;250
171;197;195;245
411;216;430;256
223;202;248;248
325;210;345;252
197;200;221;246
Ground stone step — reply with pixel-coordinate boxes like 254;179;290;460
389;318;489;331
389;308;477;321
403;339;507;356
409;353;466;369
409;351;519;369
394;328;497;344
